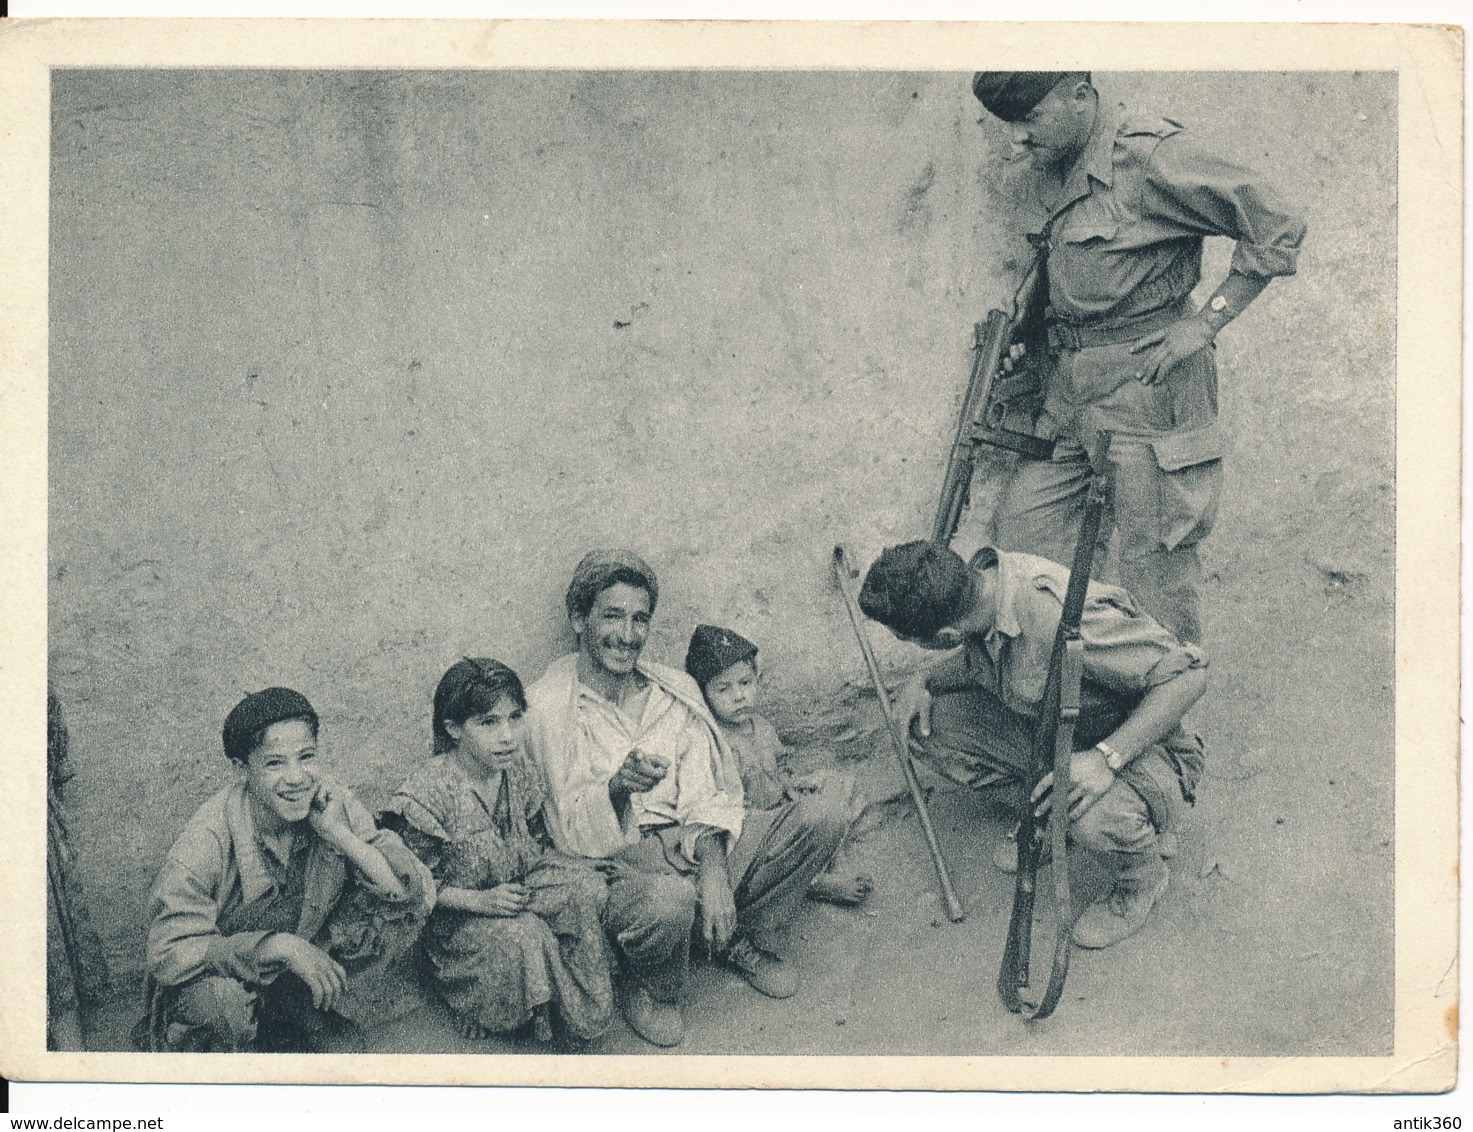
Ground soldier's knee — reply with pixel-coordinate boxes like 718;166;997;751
1070;787;1156;856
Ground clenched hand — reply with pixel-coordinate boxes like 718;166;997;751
1031;748;1116;822
1129;315;1215;386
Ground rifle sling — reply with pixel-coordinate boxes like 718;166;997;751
998;434;1111;1021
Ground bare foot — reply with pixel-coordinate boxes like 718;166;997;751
807;870;873;906
458;1016;493;1040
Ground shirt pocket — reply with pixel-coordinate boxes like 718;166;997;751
1060;220;1120;246
1149;423;1224;551
1051;219;1127;313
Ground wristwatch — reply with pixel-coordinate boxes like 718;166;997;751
1096;742;1127;773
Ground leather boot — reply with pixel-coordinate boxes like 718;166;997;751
1072;852;1169;949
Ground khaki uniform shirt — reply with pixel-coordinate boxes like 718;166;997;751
1012;100;1307;457
1028;99;1306;325
925;548;1208;808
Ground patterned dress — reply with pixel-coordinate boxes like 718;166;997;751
385;752;614;1041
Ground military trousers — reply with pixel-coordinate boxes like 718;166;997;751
915;683;1185;858
991;339;1225;645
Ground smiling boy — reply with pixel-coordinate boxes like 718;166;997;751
144;687;434;1052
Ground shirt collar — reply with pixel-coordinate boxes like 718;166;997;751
225;782;277;905
968;545;1023;643
225;781;304;904
1049;97;1119;220
576;661;661;713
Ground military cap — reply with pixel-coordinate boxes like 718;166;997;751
684;624;759;690
971;71;1069;122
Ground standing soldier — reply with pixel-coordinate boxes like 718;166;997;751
972;72;1306;644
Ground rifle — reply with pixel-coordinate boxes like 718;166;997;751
997;431;1111;1020
932;250;1056;547
832;545;966;923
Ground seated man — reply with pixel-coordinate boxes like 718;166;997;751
526;550;847;1047
145;688;435;1052
858;541;1208;949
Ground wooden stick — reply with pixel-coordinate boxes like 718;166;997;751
832;545;966;923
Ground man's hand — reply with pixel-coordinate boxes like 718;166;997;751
477;883;531;918
307;778;352;843
697;866;737;952
259;934;348;1012
1129;315;1215;386
1031;747;1116;822
609;749;669;801
893;676;934;740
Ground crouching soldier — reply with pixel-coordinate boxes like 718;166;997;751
144;688;434;1052
858;542;1207;948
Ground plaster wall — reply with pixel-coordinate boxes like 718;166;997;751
48;69;1393;978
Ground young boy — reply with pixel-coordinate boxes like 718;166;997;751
685;626;872;907
144;687;436;1052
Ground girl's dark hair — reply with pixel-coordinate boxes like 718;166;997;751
432;657;528;755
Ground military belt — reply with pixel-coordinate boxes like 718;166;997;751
1045;301;1188;352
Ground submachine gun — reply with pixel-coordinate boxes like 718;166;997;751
996;432;1111;1021
931;249;1056;547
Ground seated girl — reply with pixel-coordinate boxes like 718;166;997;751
145;687;435;1053
383;658;614;1044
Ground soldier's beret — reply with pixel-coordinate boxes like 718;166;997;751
971;72;1069;122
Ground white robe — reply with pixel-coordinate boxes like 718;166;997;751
525;654;745;866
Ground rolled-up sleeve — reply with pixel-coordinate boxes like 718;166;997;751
340;791;435;914
360;827;437;916
1079;589;1209;695
1144;133;1307;279
146;828;278;989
